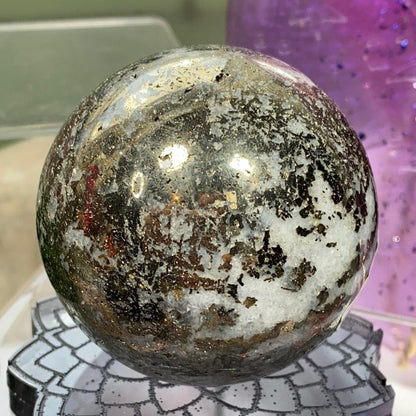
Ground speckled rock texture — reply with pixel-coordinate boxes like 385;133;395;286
227;0;416;353
36;46;377;386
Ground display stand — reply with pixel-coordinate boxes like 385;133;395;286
8;297;394;416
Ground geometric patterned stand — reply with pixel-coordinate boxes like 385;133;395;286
7;297;394;416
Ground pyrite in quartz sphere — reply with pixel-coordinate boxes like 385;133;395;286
37;46;377;386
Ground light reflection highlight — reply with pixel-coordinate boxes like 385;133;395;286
253;58;298;83
130;171;145;198
229;154;254;176
159;144;189;172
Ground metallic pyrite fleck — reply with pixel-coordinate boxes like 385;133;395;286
37;46;377;386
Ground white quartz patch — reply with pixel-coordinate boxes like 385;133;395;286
155;168;376;342
64;223;118;270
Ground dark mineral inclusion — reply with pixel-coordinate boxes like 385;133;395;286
36;46;378;386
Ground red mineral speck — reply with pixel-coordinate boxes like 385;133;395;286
104;233;117;257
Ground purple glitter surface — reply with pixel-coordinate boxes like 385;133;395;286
227;0;416;323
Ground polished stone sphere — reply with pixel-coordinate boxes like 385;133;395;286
37;46;377;386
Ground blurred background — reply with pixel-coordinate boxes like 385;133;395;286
0;0;227;50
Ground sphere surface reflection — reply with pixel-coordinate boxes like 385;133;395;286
37;46;377;386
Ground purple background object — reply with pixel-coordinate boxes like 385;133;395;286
227;0;416;362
